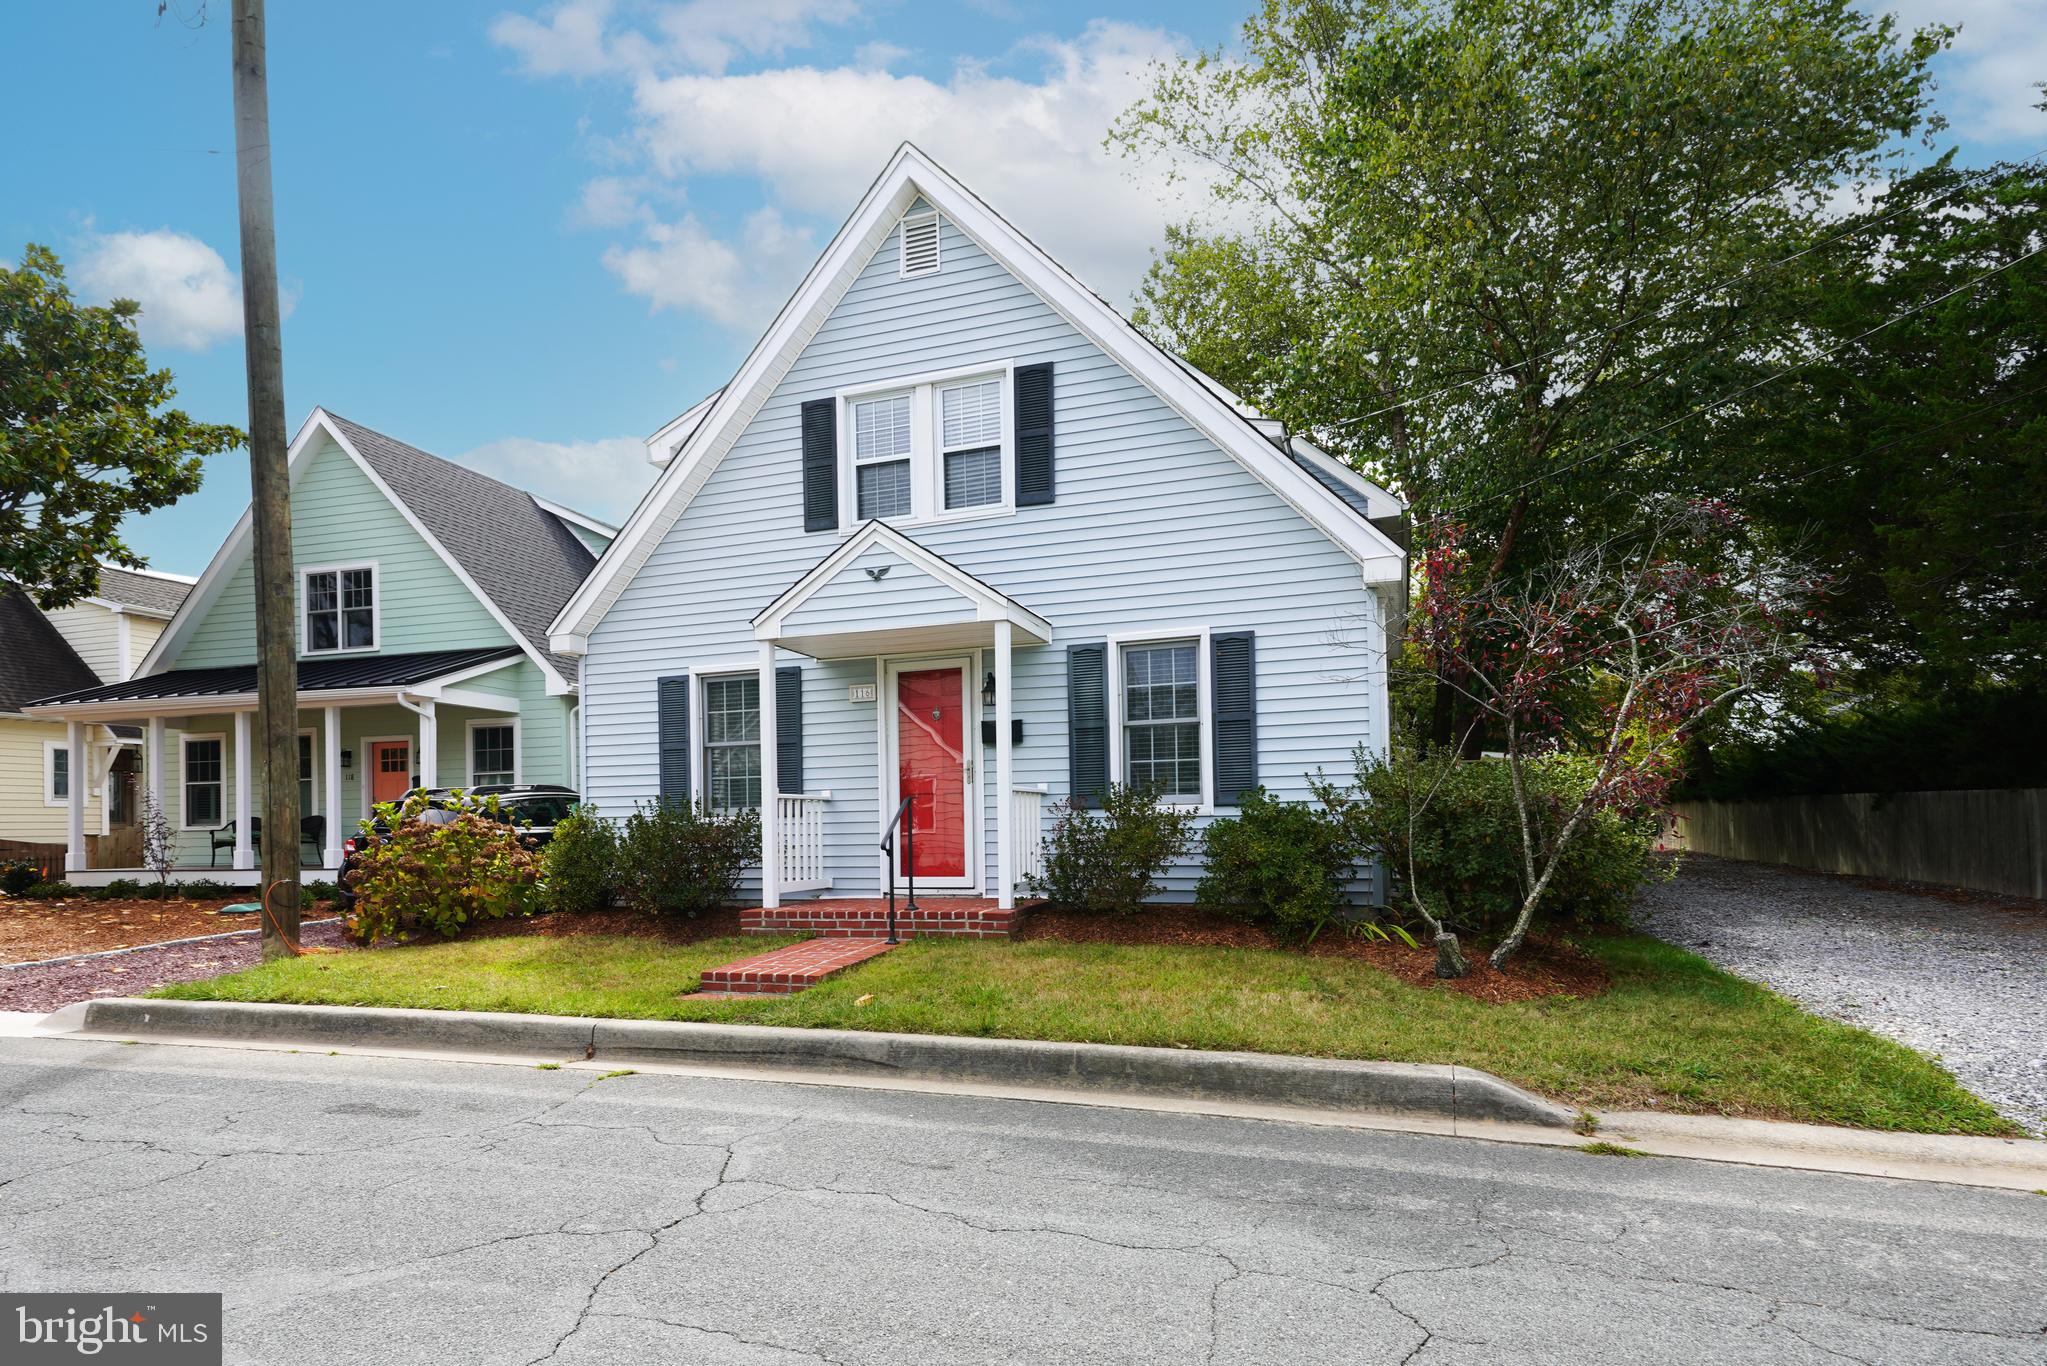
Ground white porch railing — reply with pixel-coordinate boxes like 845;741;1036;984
1010;785;1048;891
777;793;832;893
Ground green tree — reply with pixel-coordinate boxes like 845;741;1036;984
0;244;241;607
1741;159;2047;686
1112;0;1947;740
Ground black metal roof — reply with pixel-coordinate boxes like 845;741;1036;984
0;587;101;713
25;646;521;709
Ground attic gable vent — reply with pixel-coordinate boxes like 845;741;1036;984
899;212;940;278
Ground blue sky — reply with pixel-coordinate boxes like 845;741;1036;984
4;1;2041;577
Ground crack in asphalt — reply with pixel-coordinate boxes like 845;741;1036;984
589;1311;851;1364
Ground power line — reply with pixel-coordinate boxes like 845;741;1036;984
1324;149;2046;434
1433;240;2046;517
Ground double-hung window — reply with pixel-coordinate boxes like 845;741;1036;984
43;742;69;806
853;393;914;520
841;367;1010;528
298;733;316;814
702;676;762;812
1117;638;1206;803
303;563;376;653
470;722;517;787
183;735;224;828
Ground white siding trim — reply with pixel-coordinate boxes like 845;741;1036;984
178;732;226;831
42;740;70;807
466;716;523;786
297;560;382;656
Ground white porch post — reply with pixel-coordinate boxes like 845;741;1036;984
758;640;780;910
418;700;438;789
323;706;343;867
994;621;1015;910
146;716;166;816
64;721;87;873
232;710;254;870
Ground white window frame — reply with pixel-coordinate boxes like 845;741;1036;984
466;717;523;787
898;209;941;278
42;740;71;807
1106;627;1213;811
297;727;319;817
848;389;917;523
180;732;227;831
299;560;381;655
835;360;1015;533
699;670;765;814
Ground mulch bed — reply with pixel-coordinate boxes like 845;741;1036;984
0;896;295;965
1013;904;1610;1004
0;919;352;1015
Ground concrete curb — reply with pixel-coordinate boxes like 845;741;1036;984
75;997;1573;1130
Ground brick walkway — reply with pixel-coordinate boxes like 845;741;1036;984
694;937;899;996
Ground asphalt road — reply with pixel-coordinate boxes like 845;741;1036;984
1;1038;2042;1365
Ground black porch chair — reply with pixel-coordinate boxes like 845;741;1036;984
208;817;260;867
301;815;326;863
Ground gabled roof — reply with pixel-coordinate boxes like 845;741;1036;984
90;565;194;617
549;143;1407;654
0;586;100;714
140;410;604;692
753;520;1052;647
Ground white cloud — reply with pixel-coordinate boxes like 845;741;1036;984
1883;0;2047;143
492;0;860;78
602;205;816;324
853;40;910;70
74;228;247;350
456;433;655;520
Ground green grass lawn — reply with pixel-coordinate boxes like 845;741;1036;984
152;929;2017;1137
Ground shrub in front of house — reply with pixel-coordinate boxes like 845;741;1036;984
543;806;619;914
1025;784;1196;915
342;791;542;943
0;860;39;895
21;881;78;899
615;800;760;918
1347;751;1665;935
1196;787;1359;941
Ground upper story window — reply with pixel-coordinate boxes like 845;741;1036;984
302;562;377;654
839;366;1011;530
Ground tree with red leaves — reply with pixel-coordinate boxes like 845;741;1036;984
1412;502;1825;969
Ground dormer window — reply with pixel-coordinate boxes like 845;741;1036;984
899;211;940;277
302;562;378;654
836;364;1013;530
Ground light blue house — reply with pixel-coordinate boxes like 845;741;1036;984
552;145;1406;914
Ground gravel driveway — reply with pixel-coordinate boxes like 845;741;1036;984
1637;855;2047;1134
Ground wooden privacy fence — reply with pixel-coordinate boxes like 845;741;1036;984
1670;789;2047;901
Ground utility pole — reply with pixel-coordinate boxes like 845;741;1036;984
231;0;300;958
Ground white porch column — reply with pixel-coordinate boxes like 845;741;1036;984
323;706;343;867
994;621;1015;910
232;710;254;869
757;640;780;910
64;721;87;873
418;700;438;789
146;716;166;816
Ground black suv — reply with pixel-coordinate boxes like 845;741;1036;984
336;784;580;909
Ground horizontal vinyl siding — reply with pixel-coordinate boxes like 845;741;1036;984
43;603;120;682
584;216;1384;901
780;545;977;637
176;437;517;668
0;718;102;843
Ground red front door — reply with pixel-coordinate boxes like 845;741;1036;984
370;741;412;806
895;665;968;881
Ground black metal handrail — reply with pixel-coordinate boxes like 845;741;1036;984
879;794;916;944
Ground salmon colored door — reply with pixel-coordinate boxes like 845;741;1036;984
893;664;969;882
370;741;412;806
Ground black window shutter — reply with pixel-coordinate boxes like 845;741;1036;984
801;398;838;531
1211;632;1258;805
1014;362;1055;507
1066;641;1108;808
657;674;691;804
776;664;803;796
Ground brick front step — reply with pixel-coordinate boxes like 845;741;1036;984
694;937;898;996
741;898;1024;940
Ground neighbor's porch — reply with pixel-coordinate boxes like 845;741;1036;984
23;647;527;886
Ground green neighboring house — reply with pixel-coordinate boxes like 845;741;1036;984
24;409;613;882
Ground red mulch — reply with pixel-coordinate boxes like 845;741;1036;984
0;896;275;965
1014;904;1610;1004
